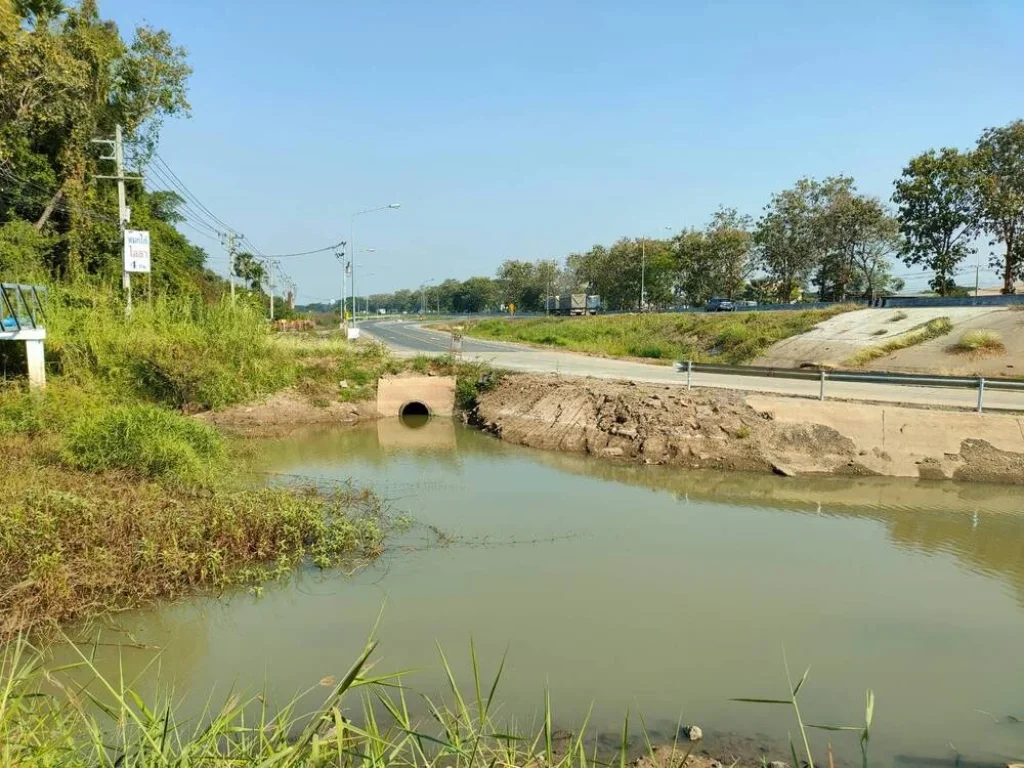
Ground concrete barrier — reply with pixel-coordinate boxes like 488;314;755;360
376;375;456;417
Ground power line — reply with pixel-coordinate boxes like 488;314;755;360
151;153;237;234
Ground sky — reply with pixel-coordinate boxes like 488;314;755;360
100;0;1024;303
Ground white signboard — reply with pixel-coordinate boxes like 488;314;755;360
123;230;151;273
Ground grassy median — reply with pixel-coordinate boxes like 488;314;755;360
447;307;855;364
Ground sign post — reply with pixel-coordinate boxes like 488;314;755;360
123;230;151;314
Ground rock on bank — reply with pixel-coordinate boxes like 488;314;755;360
471;374;1024;484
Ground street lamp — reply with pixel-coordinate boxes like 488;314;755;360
350;204;400;330
420;279;435;315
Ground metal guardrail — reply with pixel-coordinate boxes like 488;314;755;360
674;360;1024;413
1;283;47;332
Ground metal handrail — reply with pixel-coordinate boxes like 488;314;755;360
675;360;1024;412
0;283;47;331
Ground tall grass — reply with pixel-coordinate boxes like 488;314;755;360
846;317;953;367
0;635;877;768
448;307;855;365
45;285;294;411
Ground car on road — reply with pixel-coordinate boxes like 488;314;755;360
705;297;735;312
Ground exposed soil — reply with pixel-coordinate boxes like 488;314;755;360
471;374;1024;484
197;390;377;437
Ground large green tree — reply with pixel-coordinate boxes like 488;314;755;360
892;148;978;296
0;0;191;280
753;178;820;301
974;120;1024;293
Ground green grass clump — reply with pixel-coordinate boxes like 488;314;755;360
953;329;1005;353
62;403;225;482
847;317;954;366
447;306;855;365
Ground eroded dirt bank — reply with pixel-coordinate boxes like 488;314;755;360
471;374;1024;484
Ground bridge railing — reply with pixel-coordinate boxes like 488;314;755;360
1;283;47;332
675;360;1024;413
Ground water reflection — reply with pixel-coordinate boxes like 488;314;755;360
60;421;1024;768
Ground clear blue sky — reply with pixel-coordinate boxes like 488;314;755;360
103;0;1024;302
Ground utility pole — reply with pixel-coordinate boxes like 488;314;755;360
222;231;240;303
268;260;275;321
975;263;980;297
334;242;347;330
93;124;139;315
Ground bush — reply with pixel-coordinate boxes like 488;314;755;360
62;403;225;482
954;329;1005;353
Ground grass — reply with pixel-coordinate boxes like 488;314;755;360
952;329;1006;354
846;317;954;367
888;311;908;323
871;329;887;336
0;633;876;768
445;307;856;365
0;443;386;640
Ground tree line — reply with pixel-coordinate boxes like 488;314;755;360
325;119;1023;315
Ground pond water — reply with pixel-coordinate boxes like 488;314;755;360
66;419;1024;766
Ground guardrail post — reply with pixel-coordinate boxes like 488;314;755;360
819;369;827;401
687;360;693;390
977;377;985;413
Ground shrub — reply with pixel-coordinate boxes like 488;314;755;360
62;403;225;482
889;311;908;323
954;329;1005;353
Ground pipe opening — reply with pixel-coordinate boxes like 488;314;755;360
399;401;431;429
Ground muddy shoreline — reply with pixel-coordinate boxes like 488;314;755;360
469;374;1024;485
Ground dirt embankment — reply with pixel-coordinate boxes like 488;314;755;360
471;374;1024;484
198;391;378;437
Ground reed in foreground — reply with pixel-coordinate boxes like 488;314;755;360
0;634;876;768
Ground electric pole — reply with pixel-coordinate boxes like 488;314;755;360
222;231;240;303
334;242;348;330
92;124;138;315
268;260;275;321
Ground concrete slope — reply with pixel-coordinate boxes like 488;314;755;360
861;308;1024;377
753;307;1011;369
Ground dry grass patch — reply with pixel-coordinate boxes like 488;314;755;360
847;317;954;367
951;329;1006;355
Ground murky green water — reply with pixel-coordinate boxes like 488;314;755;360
66;420;1024;765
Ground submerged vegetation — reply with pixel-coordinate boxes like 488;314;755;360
447;307;853;364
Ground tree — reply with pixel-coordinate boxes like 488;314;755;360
454;276;496;313
753;178;820;301
974;120;1024;293
496;259;537;308
892;148;978;296
233;251;265;292
843;196;901;301
704;207;755;300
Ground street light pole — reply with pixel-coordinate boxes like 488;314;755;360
350;204;400;330
640;235;646;313
420;279;435;314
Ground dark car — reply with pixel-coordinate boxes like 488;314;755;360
705;297;735;312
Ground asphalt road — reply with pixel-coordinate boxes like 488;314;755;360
359;319;1024;413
